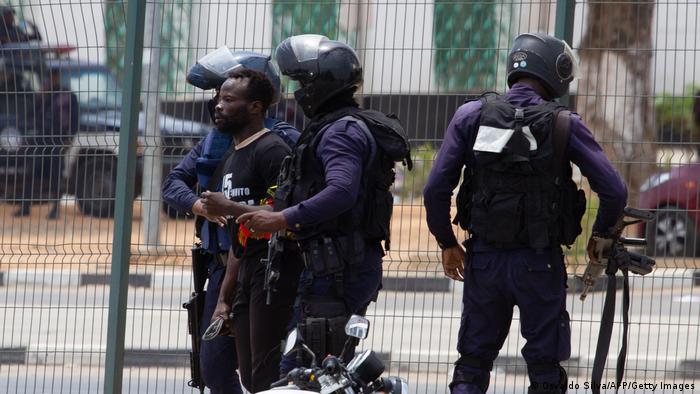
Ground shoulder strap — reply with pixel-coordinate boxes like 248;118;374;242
339;115;378;164
308;116;377;166
552;109;572;176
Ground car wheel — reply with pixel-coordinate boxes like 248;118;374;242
646;208;699;257
76;157;117;218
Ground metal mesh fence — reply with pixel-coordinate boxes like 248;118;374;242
0;0;698;393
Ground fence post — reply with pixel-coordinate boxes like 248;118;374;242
104;0;146;393
554;0;575;107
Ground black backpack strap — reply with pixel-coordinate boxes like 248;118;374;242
337;115;378;165
552;109;572;177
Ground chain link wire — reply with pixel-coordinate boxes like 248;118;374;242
0;1;698;392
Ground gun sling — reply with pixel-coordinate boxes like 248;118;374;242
591;261;632;394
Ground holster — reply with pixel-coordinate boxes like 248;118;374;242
298;295;349;362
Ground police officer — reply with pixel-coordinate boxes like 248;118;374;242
161;48;299;394
423;33;628;394
0;6;30;45
14;68;79;219
236;35;401;371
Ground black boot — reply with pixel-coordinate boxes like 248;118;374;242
47;202;59;219
13;202;31;217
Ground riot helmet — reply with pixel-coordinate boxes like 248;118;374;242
186;47;281;104
506;33;579;99
275;34;362;118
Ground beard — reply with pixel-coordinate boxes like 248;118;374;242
215;113;249;135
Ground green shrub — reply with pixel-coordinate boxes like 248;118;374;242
394;143;437;202
655;85;699;143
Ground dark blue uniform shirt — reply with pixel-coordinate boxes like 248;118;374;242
424;83;628;250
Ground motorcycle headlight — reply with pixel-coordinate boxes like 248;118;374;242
347;349;385;386
0;126;22;152
640;172;670;192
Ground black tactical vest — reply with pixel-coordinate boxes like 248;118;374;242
275;107;411;250
453;94;586;249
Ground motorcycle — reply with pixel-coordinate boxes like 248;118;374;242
260;315;408;394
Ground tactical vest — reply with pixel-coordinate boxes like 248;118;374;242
275;108;411;251
453;94;586;249
196;118;294;254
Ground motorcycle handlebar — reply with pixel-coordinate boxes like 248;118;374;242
270;376;289;388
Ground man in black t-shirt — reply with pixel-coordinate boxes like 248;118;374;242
199;69;303;392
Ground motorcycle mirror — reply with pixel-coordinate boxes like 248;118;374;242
345;315;370;339
385;376;409;394
282;328;303;356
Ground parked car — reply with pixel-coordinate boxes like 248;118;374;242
638;161;700;257
0;43;209;217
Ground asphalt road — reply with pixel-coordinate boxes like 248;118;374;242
0;271;698;393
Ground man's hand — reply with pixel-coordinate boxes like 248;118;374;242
200;191;234;217
210;300;235;337
441;245;465;281
212;300;232;324
586;235;615;264
236;210;287;233
191;199;227;227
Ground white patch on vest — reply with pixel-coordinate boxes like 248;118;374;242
473;126;514;153
521;126;538;151
474;125;539;153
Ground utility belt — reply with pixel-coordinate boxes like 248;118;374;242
298;232;365;278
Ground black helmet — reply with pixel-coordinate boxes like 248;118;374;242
275;34;362;118
506;33;579;99
186;47;281;104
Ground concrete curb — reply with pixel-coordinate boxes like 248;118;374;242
6;345;698;379
0;347;26;364
4;346;190;368
381;353;700;379
1;268;696;291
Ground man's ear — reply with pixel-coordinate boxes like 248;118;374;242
249;100;264;115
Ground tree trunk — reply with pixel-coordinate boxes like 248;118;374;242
578;0;656;204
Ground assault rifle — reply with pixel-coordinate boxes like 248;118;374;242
576;207;656;394
578;207;656;301
182;245;209;394
262;232;283;305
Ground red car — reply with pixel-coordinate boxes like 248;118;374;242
638;162;700;257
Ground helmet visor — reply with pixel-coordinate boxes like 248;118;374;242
197;46;242;77
289;34;326;62
561;41;580;80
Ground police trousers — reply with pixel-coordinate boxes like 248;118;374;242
279;241;384;375
452;247;570;394
200;259;243;394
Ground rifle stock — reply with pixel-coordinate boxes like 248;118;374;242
263;232;284;305
183;245;210;393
